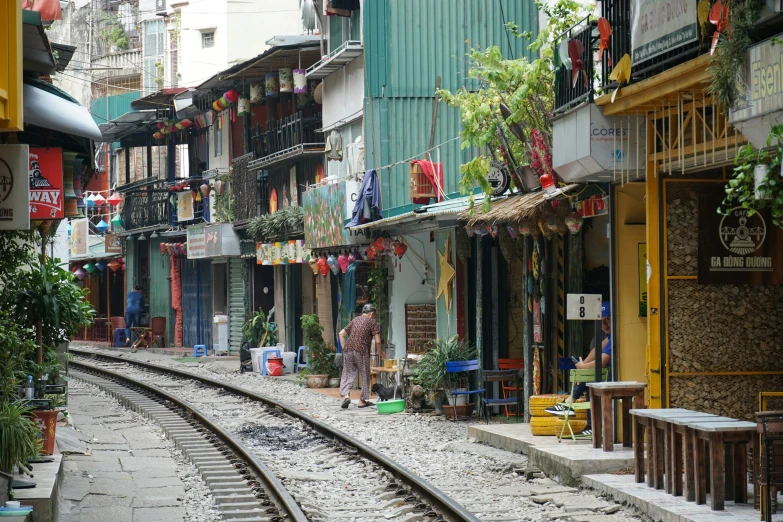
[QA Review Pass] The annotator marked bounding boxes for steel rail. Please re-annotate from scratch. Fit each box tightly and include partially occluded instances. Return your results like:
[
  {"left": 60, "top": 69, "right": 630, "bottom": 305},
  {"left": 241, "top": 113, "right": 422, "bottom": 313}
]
[
  {"left": 70, "top": 348, "right": 480, "bottom": 522},
  {"left": 70, "top": 358, "right": 308, "bottom": 522}
]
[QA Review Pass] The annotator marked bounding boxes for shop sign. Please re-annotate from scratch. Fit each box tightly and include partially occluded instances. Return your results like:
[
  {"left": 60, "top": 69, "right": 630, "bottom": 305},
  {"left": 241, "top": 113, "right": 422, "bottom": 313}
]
[
  {"left": 177, "top": 191, "right": 194, "bottom": 221},
  {"left": 105, "top": 233, "right": 122, "bottom": 254},
  {"left": 29, "top": 147, "right": 64, "bottom": 220},
  {"left": 256, "top": 240, "right": 311, "bottom": 265},
  {"left": 698, "top": 186, "right": 783, "bottom": 284},
  {"left": 631, "top": 0, "right": 697, "bottom": 64},
  {"left": 187, "top": 224, "right": 206, "bottom": 258},
  {"left": 205, "top": 225, "right": 222, "bottom": 258},
  {"left": 0, "top": 145, "right": 30, "bottom": 230},
  {"left": 70, "top": 218, "right": 88, "bottom": 257},
  {"left": 638, "top": 244, "right": 647, "bottom": 317},
  {"left": 487, "top": 162, "right": 510, "bottom": 196},
  {"left": 577, "top": 195, "right": 609, "bottom": 218}
]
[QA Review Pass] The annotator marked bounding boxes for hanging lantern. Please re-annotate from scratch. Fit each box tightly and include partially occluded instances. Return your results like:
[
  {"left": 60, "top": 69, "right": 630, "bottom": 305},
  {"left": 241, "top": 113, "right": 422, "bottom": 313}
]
[
  {"left": 178, "top": 243, "right": 187, "bottom": 256},
  {"left": 175, "top": 121, "right": 185, "bottom": 130},
  {"left": 347, "top": 252, "right": 356, "bottom": 265},
  {"left": 313, "top": 81, "right": 323, "bottom": 104},
  {"left": 212, "top": 100, "right": 222, "bottom": 112},
  {"left": 161, "top": 126, "right": 170, "bottom": 135},
  {"left": 366, "top": 245, "right": 377, "bottom": 260},
  {"left": 73, "top": 267, "right": 86, "bottom": 280},
  {"left": 279, "top": 68, "right": 293, "bottom": 93},
  {"left": 159, "top": 242, "right": 167, "bottom": 255},
  {"left": 506, "top": 224, "right": 518, "bottom": 239},
  {"left": 214, "top": 179, "right": 226, "bottom": 196},
  {"left": 465, "top": 226, "right": 476, "bottom": 237},
  {"left": 327, "top": 255, "right": 340, "bottom": 275},
  {"left": 85, "top": 193, "right": 96, "bottom": 207},
  {"left": 111, "top": 213, "right": 122, "bottom": 227},
  {"left": 237, "top": 96, "right": 250, "bottom": 117},
  {"left": 337, "top": 253, "right": 351, "bottom": 273},
  {"left": 382, "top": 237, "right": 393, "bottom": 251},
  {"left": 107, "top": 192, "right": 122, "bottom": 207},
  {"left": 265, "top": 72, "right": 279, "bottom": 97},
  {"left": 96, "top": 261, "right": 106, "bottom": 272},
  {"left": 373, "top": 237, "right": 385, "bottom": 252},
  {"left": 296, "top": 92, "right": 309, "bottom": 109},
  {"left": 293, "top": 69, "right": 307, "bottom": 93},
  {"left": 393, "top": 241, "right": 408, "bottom": 260},
  {"left": 83, "top": 262, "right": 96, "bottom": 274},
  {"left": 93, "top": 194, "right": 106, "bottom": 206},
  {"left": 200, "top": 183, "right": 211, "bottom": 198},
  {"left": 108, "top": 259, "right": 122, "bottom": 272},
  {"left": 308, "top": 257, "right": 319, "bottom": 275},
  {"left": 317, "top": 256, "right": 329, "bottom": 276},
  {"left": 487, "top": 224, "right": 498, "bottom": 238},
  {"left": 180, "top": 119, "right": 193, "bottom": 128},
  {"left": 250, "top": 82, "right": 264, "bottom": 102},
  {"left": 224, "top": 89, "right": 240, "bottom": 104},
  {"left": 96, "top": 219, "right": 109, "bottom": 234},
  {"left": 565, "top": 211, "right": 584, "bottom": 234},
  {"left": 62, "top": 151, "right": 78, "bottom": 199}
]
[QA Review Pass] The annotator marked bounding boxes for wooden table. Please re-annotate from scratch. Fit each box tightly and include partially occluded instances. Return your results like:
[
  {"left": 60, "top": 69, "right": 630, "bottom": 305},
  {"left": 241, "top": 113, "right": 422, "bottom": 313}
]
[
  {"left": 130, "top": 327, "right": 150, "bottom": 353},
  {"left": 587, "top": 381, "right": 647, "bottom": 452},
  {"left": 687, "top": 420, "right": 759, "bottom": 511}
]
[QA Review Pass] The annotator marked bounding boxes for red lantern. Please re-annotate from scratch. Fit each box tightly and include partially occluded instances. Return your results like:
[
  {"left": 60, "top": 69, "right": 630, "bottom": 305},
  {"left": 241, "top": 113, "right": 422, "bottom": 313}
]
[
  {"left": 107, "top": 192, "right": 122, "bottom": 207},
  {"left": 540, "top": 173, "right": 557, "bottom": 194},
  {"left": 393, "top": 241, "right": 407, "bottom": 259},
  {"left": 372, "top": 237, "right": 385, "bottom": 252},
  {"left": 153, "top": 132, "right": 163, "bottom": 140},
  {"left": 159, "top": 243, "right": 167, "bottom": 255},
  {"left": 317, "top": 256, "right": 329, "bottom": 276},
  {"left": 108, "top": 259, "right": 122, "bottom": 272},
  {"left": 180, "top": 119, "right": 193, "bottom": 128},
  {"left": 224, "top": 89, "right": 240, "bottom": 103},
  {"left": 366, "top": 246, "right": 377, "bottom": 260}
]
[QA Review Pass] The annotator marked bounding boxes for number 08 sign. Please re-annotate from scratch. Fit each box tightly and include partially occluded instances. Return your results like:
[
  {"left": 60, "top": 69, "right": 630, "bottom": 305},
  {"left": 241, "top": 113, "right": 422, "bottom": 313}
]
[{"left": 566, "top": 294, "right": 602, "bottom": 321}]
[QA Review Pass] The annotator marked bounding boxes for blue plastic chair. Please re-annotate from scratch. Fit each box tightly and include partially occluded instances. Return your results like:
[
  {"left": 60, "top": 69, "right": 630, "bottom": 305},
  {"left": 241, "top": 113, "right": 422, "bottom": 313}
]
[
  {"left": 261, "top": 348, "right": 281, "bottom": 376},
  {"left": 296, "top": 346, "right": 310, "bottom": 372},
  {"left": 193, "top": 345, "right": 207, "bottom": 357},
  {"left": 445, "top": 359, "right": 485, "bottom": 421},
  {"left": 113, "top": 328, "right": 127, "bottom": 348}
]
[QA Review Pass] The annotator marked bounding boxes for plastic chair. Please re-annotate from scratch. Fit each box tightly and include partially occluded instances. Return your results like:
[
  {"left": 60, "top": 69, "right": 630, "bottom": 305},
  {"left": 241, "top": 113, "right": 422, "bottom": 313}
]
[
  {"left": 150, "top": 316, "right": 167, "bottom": 348},
  {"left": 557, "top": 368, "right": 609, "bottom": 442},
  {"left": 110, "top": 316, "right": 127, "bottom": 347},
  {"left": 482, "top": 369, "right": 522, "bottom": 423},
  {"left": 498, "top": 358, "right": 523, "bottom": 418},
  {"left": 296, "top": 346, "right": 310, "bottom": 372},
  {"left": 261, "top": 348, "right": 281, "bottom": 376},
  {"left": 193, "top": 345, "right": 207, "bottom": 357},
  {"left": 445, "top": 360, "right": 485, "bottom": 421}
]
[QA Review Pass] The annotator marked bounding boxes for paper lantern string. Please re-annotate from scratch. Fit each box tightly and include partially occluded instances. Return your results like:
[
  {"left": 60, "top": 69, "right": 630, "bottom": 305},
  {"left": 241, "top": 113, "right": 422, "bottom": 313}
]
[
  {"left": 709, "top": 0, "right": 730, "bottom": 56},
  {"left": 597, "top": 18, "right": 612, "bottom": 67},
  {"left": 609, "top": 54, "right": 632, "bottom": 103},
  {"left": 568, "top": 39, "right": 588, "bottom": 88}
]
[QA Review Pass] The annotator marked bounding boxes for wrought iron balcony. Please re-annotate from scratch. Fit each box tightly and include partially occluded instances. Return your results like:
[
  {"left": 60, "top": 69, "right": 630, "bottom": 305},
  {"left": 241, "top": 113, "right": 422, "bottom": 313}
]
[
  {"left": 554, "top": 17, "right": 596, "bottom": 115},
  {"left": 119, "top": 180, "right": 170, "bottom": 231},
  {"left": 249, "top": 112, "right": 324, "bottom": 170}
]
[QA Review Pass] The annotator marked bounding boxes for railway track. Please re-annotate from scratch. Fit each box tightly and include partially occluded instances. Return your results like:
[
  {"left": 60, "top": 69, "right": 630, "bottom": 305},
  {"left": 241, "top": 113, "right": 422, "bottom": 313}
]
[{"left": 70, "top": 349, "right": 481, "bottom": 522}]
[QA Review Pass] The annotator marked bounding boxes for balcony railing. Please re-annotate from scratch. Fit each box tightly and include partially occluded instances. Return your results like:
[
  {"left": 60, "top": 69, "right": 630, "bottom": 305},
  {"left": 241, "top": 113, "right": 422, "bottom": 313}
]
[
  {"left": 91, "top": 49, "right": 143, "bottom": 81},
  {"left": 119, "top": 180, "right": 170, "bottom": 231},
  {"left": 554, "top": 2, "right": 715, "bottom": 114},
  {"left": 249, "top": 112, "right": 323, "bottom": 169}
]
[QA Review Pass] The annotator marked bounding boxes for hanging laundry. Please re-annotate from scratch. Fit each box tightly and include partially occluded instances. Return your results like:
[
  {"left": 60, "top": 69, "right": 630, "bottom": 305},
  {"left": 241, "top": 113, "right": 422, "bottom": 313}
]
[
  {"left": 346, "top": 170, "right": 382, "bottom": 228},
  {"left": 325, "top": 0, "right": 351, "bottom": 17},
  {"left": 325, "top": 130, "right": 344, "bottom": 161},
  {"left": 409, "top": 160, "right": 445, "bottom": 204}
]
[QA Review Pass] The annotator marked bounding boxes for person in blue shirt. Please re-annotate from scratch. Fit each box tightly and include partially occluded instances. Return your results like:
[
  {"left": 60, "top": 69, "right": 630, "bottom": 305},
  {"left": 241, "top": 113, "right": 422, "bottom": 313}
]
[
  {"left": 545, "top": 301, "right": 612, "bottom": 437},
  {"left": 125, "top": 284, "right": 144, "bottom": 345}
]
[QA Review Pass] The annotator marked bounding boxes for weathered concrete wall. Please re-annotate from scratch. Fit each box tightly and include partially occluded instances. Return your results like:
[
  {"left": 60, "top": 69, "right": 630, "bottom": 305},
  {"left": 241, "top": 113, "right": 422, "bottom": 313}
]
[{"left": 48, "top": 1, "right": 93, "bottom": 108}]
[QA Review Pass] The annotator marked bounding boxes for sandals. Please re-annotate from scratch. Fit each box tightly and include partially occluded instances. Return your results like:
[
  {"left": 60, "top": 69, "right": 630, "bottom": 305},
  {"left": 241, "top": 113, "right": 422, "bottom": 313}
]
[
  {"left": 341, "top": 398, "right": 351, "bottom": 409},
  {"left": 357, "top": 401, "right": 374, "bottom": 408}
]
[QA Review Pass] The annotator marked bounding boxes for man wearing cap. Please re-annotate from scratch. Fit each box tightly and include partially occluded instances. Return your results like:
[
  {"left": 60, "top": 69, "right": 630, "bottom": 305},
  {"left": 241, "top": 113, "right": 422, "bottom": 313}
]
[
  {"left": 338, "top": 304, "right": 382, "bottom": 409},
  {"left": 545, "top": 301, "right": 612, "bottom": 437}
]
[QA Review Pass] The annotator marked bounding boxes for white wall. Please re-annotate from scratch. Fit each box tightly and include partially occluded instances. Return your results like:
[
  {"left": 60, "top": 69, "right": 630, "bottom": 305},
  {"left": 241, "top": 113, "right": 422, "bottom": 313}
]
[
  {"left": 207, "top": 110, "right": 231, "bottom": 170},
  {"left": 322, "top": 56, "right": 364, "bottom": 129},
  {"left": 387, "top": 231, "right": 436, "bottom": 359}
]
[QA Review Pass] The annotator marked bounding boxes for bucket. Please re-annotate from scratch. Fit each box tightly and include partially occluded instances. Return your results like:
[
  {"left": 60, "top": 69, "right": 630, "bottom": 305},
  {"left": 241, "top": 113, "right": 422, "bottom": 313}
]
[
  {"left": 31, "top": 410, "right": 58, "bottom": 455},
  {"left": 266, "top": 357, "right": 284, "bottom": 377}
]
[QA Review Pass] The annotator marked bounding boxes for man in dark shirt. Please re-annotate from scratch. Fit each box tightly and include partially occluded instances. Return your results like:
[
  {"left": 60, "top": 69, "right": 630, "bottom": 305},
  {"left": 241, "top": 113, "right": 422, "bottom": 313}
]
[
  {"left": 125, "top": 284, "right": 144, "bottom": 345},
  {"left": 338, "top": 304, "right": 382, "bottom": 409}
]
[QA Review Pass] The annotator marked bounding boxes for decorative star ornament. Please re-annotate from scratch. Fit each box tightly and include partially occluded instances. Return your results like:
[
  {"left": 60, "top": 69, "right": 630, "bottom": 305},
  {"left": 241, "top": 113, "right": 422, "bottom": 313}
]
[{"left": 437, "top": 234, "right": 456, "bottom": 313}]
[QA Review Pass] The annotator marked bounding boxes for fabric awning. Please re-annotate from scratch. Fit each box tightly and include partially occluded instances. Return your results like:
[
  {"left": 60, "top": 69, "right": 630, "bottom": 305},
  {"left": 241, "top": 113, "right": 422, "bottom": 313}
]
[{"left": 23, "top": 82, "right": 102, "bottom": 141}]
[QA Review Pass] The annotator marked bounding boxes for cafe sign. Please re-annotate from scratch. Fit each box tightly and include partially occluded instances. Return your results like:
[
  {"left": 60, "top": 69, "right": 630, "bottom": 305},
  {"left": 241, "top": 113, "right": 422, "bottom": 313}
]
[
  {"left": 29, "top": 147, "right": 64, "bottom": 220},
  {"left": 187, "top": 224, "right": 206, "bottom": 258},
  {"left": 631, "top": 0, "right": 697, "bottom": 64},
  {"left": 729, "top": 33, "right": 783, "bottom": 148},
  {"left": 0, "top": 145, "right": 30, "bottom": 230},
  {"left": 105, "top": 233, "right": 122, "bottom": 254}
]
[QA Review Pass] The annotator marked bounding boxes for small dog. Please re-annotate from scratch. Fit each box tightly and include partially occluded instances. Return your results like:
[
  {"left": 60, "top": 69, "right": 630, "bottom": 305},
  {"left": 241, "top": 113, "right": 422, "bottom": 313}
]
[{"left": 371, "top": 383, "right": 402, "bottom": 401}]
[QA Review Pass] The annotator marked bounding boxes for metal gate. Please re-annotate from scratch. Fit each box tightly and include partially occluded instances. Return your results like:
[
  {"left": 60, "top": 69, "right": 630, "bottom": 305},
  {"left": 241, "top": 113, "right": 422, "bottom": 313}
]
[{"left": 181, "top": 258, "right": 212, "bottom": 348}]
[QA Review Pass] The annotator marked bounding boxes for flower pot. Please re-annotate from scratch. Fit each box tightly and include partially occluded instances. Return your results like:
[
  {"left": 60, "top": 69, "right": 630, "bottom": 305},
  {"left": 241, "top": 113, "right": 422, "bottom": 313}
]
[
  {"left": 443, "top": 403, "right": 475, "bottom": 420},
  {"left": 31, "top": 410, "right": 58, "bottom": 456},
  {"left": 755, "top": 164, "right": 771, "bottom": 200},
  {"left": 305, "top": 374, "right": 329, "bottom": 388},
  {"left": 447, "top": 388, "right": 468, "bottom": 406},
  {"left": 328, "top": 377, "right": 340, "bottom": 388},
  {"left": 432, "top": 391, "right": 447, "bottom": 414}
]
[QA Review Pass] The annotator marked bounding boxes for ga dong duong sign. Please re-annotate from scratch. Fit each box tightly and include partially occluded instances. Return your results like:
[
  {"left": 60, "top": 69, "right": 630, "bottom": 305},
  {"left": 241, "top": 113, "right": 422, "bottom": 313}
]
[
  {"left": 729, "top": 34, "right": 783, "bottom": 148},
  {"left": 631, "top": 0, "right": 697, "bottom": 64}
]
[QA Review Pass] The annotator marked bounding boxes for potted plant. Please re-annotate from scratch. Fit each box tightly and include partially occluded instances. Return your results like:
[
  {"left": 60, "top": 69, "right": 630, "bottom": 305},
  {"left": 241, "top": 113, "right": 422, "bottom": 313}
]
[
  {"left": 0, "top": 402, "right": 43, "bottom": 476},
  {"left": 298, "top": 314, "right": 335, "bottom": 388},
  {"left": 414, "top": 336, "right": 477, "bottom": 416},
  {"left": 242, "top": 307, "right": 277, "bottom": 348}
]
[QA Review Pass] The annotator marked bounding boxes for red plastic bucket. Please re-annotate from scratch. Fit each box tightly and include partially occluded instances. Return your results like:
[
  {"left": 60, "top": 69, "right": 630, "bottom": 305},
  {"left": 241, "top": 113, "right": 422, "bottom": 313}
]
[{"left": 266, "top": 357, "right": 284, "bottom": 376}]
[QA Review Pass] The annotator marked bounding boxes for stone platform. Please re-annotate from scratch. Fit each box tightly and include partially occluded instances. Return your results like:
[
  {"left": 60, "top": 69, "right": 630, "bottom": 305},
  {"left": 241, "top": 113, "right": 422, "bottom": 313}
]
[
  {"left": 11, "top": 454, "right": 62, "bottom": 522},
  {"left": 468, "top": 423, "right": 634, "bottom": 486}
]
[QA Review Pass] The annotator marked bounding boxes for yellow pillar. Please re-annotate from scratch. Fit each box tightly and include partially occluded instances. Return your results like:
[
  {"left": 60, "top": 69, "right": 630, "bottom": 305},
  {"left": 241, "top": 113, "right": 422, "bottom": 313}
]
[
  {"left": 645, "top": 118, "right": 663, "bottom": 408},
  {"left": 0, "top": 0, "right": 23, "bottom": 132}
]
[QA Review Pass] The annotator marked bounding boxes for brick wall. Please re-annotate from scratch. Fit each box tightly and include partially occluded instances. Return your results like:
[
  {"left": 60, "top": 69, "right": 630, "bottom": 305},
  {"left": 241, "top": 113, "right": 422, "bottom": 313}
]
[{"left": 406, "top": 304, "right": 436, "bottom": 353}]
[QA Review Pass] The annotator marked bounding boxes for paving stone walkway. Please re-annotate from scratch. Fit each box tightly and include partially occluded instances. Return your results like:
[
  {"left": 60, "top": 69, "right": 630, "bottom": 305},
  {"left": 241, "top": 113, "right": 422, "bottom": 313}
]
[{"left": 56, "top": 383, "right": 189, "bottom": 522}]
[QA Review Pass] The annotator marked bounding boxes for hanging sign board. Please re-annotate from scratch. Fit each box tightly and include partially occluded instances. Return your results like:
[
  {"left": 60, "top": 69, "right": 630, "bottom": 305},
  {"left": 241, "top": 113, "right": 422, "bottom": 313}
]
[
  {"left": 631, "top": 0, "right": 698, "bottom": 64},
  {"left": 566, "top": 293, "right": 602, "bottom": 320},
  {"left": 205, "top": 225, "right": 222, "bottom": 258},
  {"left": 105, "top": 233, "right": 122, "bottom": 254},
  {"left": 29, "top": 147, "right": 64, "bottom": 220},
  {"left": 0, "top": 145, "right": 30, "bottom": 230},
  {"left": 256, "top": 240, "right": 310, "bottom": 265},
  {"left": 70, "top": 218, "right": 88, "bottom": 257},
  {"left": 177, "top": 191, "right": 194, "bottom": 221},
  {"left": 187, "top": 224, "right": 206, "bottom": 258}
]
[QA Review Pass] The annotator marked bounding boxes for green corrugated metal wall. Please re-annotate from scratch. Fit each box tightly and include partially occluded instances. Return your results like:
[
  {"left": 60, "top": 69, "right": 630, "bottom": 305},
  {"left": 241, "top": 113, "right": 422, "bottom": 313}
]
[
  {"left": 363, "top": 0, "right": 538, "bottom": 216},
  {"left": 90, "top": 92, "right": 141, "bottom": 124},
  {"left": 149, "top": 238, "right": 174, "bottom": 345},
  {"left": 228, "top": 258, "right": 245, "bottom": 353}
]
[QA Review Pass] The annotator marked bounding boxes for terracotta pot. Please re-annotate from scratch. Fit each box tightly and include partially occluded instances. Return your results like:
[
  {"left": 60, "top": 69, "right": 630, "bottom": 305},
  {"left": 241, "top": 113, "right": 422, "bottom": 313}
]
[
  {"left": 328, "top": 377, "right": 340, "bottom": 388},
  {"left": 442, "top": 403, "right": 475, "bottom": 420},
  {"left": 305, "top": 374, "right": 329, "bottom": 388},
  {"left": 31, "top": 410, "right": 58, "bottom": 455}
]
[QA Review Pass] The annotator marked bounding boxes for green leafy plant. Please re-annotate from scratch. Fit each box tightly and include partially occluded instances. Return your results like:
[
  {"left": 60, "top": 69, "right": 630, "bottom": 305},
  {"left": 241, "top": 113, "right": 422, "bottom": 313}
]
[
  {"left": 98, "top": 12, "right": 130, "bottom": 51},
  {"left": 298, "top": 314, "right": 337, "bottom": 378},
  {"left": 414, "top": 336, "right": 478, "bottom": 393},
  {"left": 214, "top": 174, "right": 234, "bottom": 222},
  {"left": 0, "top": 402, "right": 43, "bottom": 474},
  {"left": 722, "top": 124, "right": 783, "bottom": 226},
  {"left": 367, "top": 265, "right": 387, "bottom": 332},
  {"left": 0, "top": 314, "right": 37, "bottom": 405},
  {"left": 247, "top": 205, "right": 304, "bottom": 242},
  {"left": 242, "top": 307, "right": 278, "bottom": 347}
]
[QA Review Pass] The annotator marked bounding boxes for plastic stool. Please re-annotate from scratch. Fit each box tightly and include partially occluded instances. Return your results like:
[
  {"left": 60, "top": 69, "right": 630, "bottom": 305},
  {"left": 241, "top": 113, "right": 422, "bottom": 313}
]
[
  {"left": 260, "top": 348, "right": 281, "bottom": 376},
  {"left": 113, "top": 329, "right": 127, "bottom": 347},
  {"left": 193, "top": 345, "right": 207, "bottom": 357},
  {"left": 296, "top": 346, "right": 310, "bottom": 372}
]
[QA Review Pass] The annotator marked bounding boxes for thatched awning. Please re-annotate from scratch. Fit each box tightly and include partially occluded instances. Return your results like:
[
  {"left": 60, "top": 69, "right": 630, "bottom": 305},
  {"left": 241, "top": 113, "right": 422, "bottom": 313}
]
[{"left": 462, "top": 185, "right": 579, "bottom": 226}]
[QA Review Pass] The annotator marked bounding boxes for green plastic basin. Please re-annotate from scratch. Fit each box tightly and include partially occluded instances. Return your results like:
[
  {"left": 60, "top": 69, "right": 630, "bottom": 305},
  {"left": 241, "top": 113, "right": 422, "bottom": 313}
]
[{"left": 376, "top": 399, "right": 405, "bottom": 414}]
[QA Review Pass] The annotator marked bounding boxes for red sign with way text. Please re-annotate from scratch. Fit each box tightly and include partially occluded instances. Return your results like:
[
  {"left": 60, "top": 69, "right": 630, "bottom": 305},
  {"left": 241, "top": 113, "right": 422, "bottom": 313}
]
[{"left": 29, "top": 147, "right": 64, "bottom": 220}]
